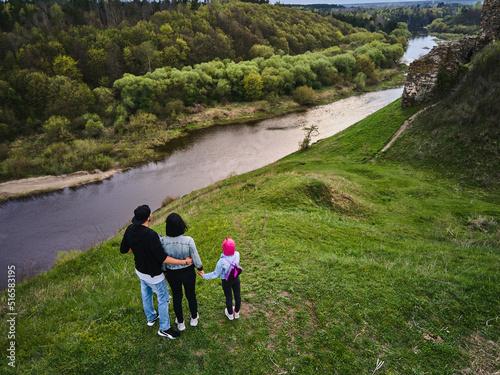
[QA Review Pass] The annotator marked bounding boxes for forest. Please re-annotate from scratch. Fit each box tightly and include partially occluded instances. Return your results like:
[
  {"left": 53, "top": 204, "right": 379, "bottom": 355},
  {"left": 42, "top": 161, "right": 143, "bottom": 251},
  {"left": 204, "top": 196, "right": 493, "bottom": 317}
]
[
  {"left": 290, "top": 1, "right": 482, "bottom": 33},
  {"left": 0, "top": 0, "right": 477, "bottom": 182}
]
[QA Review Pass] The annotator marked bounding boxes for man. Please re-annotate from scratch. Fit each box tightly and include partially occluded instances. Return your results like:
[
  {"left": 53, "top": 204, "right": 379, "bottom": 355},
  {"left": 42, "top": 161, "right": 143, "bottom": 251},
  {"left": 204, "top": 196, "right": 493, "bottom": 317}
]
[{"left": 120, "top": 204, "right": 193, "bottom": 339}]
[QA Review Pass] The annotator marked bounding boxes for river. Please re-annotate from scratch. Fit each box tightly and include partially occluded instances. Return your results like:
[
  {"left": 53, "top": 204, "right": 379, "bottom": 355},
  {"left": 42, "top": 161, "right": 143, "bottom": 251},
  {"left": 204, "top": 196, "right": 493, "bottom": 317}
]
[{"left": 0, "top": 35, "right": 439, "bottom": 289}]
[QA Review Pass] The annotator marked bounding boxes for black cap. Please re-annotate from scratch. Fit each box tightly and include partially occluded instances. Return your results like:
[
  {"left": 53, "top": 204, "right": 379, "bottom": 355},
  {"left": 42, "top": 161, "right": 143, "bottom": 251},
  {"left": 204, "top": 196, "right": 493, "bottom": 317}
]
[{"left": 132, "top": 205, "right": 151, "bottom": 225}]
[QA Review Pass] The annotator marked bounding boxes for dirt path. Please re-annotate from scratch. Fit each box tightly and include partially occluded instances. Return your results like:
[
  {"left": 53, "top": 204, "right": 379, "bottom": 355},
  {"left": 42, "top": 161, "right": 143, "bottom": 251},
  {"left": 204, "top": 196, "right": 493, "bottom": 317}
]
[
  {"left": 380, "top": 104, "right": 435, "bottom": 153},
  {"left": 0, "top": 169, "right": 122, "bottom": 202}
]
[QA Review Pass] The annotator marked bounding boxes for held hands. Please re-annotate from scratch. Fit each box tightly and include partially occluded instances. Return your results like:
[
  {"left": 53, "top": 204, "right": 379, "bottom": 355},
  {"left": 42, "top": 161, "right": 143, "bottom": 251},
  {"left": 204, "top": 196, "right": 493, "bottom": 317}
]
[{"left": 197, "top": 270, "right": 205, "bottom": 277}]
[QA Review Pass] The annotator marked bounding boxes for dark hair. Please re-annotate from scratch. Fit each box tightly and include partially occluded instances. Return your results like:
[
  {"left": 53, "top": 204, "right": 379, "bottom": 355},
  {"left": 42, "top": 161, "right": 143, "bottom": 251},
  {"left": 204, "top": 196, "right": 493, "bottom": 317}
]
[{"left": 165, "top": 213, "right": 188, "bottom": 237}]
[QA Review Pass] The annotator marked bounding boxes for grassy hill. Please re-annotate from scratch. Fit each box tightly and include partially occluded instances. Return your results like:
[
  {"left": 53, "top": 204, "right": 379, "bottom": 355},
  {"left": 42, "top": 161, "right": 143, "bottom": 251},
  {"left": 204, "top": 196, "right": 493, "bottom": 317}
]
[{"left": 1, "top": 44, "right": 499, "bottom": 375}]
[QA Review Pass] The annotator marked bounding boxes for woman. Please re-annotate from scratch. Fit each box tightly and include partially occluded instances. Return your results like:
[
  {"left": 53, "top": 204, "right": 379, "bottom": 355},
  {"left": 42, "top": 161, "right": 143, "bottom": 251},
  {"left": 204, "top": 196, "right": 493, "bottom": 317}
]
[{"left": 160, "top": 213, "right": 203, "bottom": 331}]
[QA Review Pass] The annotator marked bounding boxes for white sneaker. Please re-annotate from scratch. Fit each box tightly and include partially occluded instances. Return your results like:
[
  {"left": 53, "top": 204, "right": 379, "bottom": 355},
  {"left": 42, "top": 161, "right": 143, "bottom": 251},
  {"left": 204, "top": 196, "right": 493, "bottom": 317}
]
[
  {"left": 233, "top": 307, "right": 239, "bottom": 319},
  {"left": 175, "top": 318, "right": 186, "bottom": 331},
  {"left": 225, "top": 308, "right": 234, "bottom": 321},
  {"left": 190, "top": 313, "right": 199, "bottom": 326},
  {"left": 147, "top": 312, "right": 159, "bottom": 326}
]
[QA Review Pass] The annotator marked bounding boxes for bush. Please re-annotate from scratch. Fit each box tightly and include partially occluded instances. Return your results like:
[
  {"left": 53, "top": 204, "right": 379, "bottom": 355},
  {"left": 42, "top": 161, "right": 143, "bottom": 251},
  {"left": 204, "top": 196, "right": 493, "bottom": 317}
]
[
  {"left": 165, "top": 100, "right": 185, "bottom": 118},
  {"left": 298, "top": 125, "right": 319, "bottom": 151},
  {"left": 354, "top": 72, "right": 366, "bottom": 89},
  {"left": 125, "top": 112, "right": 158, "bottom": 134},
  {"left": 1, "top": 156, "right": 34, "bottom": 179},
  {"left": 83, "top": 154, "right": 112, "bottom": 171},
  {"left": 292, "top": 85, "right": 316, "bottom": 105},
  {"left": 0, "top": 144, "right": 9, "bottom": 161},
  {"left": 43, "top": 116, "right": 72, "bottom": 142},
  {"left": 85, "top": 119, "right": 105, "bottom": 138}
]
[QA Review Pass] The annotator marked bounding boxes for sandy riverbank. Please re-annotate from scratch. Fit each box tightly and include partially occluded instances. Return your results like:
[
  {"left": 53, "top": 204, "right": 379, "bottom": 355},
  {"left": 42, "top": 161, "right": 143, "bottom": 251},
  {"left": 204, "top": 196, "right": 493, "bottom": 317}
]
[{"left": 0, "top": 169, "right": 122, "bottom": 202}]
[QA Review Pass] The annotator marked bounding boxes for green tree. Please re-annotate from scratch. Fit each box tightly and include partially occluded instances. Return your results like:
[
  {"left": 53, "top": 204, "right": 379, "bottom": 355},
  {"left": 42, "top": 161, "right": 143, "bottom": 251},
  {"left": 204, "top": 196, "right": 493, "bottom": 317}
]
[
  {"left": 249, "top": 44, "right": 274, "bottom": 59},
  {"left": 0, "top": 80, "right": 21, "bottom": 137},
  {"left": 355, "top": 54, "right": 377, "bottom": 80},
  {"left": 53, "top": 55, "right": 83, "bottom": 81},
  {"left": 43, "top": 115, "right": 71, "bottom": 141},
  {"left": 331, "top": 54, "right": 357, "bottom": 76},
  {"left": 261, "top": 66, "right": 285, "bottom": 96},
  {"left": 243, "top": 72, "right": 264, "bottom": 100},
  {"left": 113, "top": 74, "right": 158, "bottom": 112},
  {"left": 46, "top": 76, "right": 94, "bottom": 121},
  {"left": 163, "top": 38, "right": 190, "bottom": 69},
  {"left": 226, "top": 60, "right": 260, "bottom": 99},
  {"left": 86, "top": 48, "right": 108, "bottom": 87},
  {"left": 49, "top": 4, "right": 65, "bottom": 30},
  {"left": 292, "top": 85, "right": 316, "bottom": 105},
  {"left": 85, "top": 119, "right": 105, "bottom": 138},
  {"left": 92, "top": 87, "right": 115, "bottom": 120},
  {"left": 25, "top": 72, "right": 50, "bottom": 120},
  {"left": 288, "top": 59, "right": 316, "bottom": 87},
  {"left": 212, "top": 78, "right": 232, "bottom": 101},
  {"left": 124, "top": 41, "right": 162, "bottom": 75}
]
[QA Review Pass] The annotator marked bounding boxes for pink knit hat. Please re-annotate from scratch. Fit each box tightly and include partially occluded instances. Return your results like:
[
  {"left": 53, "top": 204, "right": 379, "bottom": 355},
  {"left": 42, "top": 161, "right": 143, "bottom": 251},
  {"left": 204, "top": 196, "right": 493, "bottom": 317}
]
[{"left": 222, "top": 237, "right": 235, "bottom": 256}]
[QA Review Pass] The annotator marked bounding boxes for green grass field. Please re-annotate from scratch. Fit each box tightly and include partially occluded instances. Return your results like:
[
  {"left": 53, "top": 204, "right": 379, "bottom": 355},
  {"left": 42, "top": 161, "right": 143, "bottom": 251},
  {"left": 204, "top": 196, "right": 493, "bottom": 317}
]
[{"left": 1, "top": 93, "right": 498, "bottom": 374}]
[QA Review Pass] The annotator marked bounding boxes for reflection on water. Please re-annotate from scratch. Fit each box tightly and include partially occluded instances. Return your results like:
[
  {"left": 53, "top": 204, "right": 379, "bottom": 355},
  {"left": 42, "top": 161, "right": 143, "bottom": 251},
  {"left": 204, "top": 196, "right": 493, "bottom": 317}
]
[
  {"left": 401, "top": 35, "right": 441, "bottom": 65},
  {"left": 0, "top": 37, "right": 439, "bottom": 289}
]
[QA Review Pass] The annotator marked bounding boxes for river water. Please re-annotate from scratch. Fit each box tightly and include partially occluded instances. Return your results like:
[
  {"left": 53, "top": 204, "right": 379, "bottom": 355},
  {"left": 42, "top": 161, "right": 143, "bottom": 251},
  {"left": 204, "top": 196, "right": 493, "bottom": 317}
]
[{"left": 0, "top": 35, "right": 439, "bottom": 289}]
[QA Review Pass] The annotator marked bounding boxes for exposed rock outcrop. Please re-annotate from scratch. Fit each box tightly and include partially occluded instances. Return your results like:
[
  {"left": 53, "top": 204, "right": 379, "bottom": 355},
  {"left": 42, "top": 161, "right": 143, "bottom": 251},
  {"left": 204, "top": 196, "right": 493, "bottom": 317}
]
[
  {"left": 401, "top": 0, "right": 500, "bottom": 107},
  {"left": 480, "top": 0, "right": 500, "bottom": 41}
]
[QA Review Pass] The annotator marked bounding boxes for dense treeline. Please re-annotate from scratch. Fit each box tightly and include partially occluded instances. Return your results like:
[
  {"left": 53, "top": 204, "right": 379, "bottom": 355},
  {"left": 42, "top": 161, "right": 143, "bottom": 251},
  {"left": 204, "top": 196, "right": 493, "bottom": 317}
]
[
  {"left": 427, "top": 1, "right": 482, "bottom": 35},
  {"left": 305, "top": 2, "right": 480, "bottom": 33},
  {"left": 0, "top": 0, "right": 410, "bottom": 181}
]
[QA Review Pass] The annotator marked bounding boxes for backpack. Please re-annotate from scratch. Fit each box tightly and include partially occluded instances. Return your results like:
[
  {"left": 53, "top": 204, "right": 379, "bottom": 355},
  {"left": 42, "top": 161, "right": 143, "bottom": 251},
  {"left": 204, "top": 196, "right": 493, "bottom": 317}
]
[{"left": 222, "top": 257, "right": 243, "bottom": 281}]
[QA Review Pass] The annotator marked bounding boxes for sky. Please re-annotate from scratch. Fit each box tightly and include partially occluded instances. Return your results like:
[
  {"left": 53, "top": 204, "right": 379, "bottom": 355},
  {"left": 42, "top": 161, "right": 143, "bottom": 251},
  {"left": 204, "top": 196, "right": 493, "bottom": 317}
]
[{"left": 270, "top": 0, "right": 446, "bottom": 4}]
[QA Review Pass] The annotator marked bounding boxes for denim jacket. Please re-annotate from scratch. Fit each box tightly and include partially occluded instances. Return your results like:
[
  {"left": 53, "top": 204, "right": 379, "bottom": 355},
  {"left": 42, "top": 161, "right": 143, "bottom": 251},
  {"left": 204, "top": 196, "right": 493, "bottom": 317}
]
[
  {"left": 203, "top": 252, "right": 240, "bottom": 280},
  {"left": 159, "top": 234, "right": 203, "bottom": 271}
]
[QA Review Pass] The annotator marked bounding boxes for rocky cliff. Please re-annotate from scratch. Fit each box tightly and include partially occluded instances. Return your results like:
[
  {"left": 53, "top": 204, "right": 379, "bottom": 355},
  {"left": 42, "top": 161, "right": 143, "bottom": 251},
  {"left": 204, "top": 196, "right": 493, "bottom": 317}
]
[{"left": 401, "top": 0, "right": 500, "bottom": 107}]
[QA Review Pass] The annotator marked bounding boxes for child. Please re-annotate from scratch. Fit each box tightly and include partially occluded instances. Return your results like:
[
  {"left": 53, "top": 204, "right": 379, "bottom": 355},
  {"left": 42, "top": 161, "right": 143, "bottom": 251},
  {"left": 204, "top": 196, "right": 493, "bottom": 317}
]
[{"left": 201, "top": 237, "right": 241, "bottom": 320}]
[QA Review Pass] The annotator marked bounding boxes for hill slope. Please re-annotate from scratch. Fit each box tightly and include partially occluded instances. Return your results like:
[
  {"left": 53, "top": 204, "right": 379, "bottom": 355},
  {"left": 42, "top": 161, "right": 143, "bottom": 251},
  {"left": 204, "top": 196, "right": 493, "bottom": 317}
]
[
  {"left": 382, "top": 41, "right": 500, "bottom": 188},
  {"left": 0, "top": 46, "right": 499, "bottom": 375}
]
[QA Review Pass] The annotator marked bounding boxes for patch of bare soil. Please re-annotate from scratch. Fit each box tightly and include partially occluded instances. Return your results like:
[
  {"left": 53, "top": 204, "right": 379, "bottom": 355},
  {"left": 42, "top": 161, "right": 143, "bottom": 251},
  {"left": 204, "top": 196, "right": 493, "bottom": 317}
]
[
  {"left": 0, "top": 169, "right": 121, "bottom": 201},
  {"left": 460, "top": 333, "right": 500, "bottom": 375}
]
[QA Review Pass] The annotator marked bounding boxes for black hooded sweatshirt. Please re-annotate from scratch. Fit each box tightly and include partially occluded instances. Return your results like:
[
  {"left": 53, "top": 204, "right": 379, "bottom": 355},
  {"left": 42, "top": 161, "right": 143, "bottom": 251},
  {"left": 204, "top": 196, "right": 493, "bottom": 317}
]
[{"left": 120, "top": 224, "right": 167, "bottom": 277}]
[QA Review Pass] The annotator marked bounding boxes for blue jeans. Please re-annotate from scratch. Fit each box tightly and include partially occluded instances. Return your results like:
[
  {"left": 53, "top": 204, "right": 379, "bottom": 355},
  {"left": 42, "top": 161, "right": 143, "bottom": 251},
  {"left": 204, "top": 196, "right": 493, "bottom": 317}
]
[{"left": 140, "top": 278, "right": 170, "bottom": 331}]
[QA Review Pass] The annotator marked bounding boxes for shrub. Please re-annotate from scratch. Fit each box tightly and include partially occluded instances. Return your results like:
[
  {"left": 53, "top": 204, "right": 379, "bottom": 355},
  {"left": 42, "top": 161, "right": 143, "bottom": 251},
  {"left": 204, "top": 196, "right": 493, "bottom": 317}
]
[
  {"left": 354, "top": 72, "right": 367, "bottom": 89},
  {"left": 298, "top": 125, "right": 319, "bottom": 150},
  {"left": 162, "top": 196, "right": 180, "bottom": 206},
  {"left": 165, "top": 100, "right": 185, "bottom": 118},
  {"left": 85, "top": 119, "right": 105, "bottom": 138},
  {"left": 0, "top": 144, "right": 9, "bottom": 161},
  {"left": 43, "top": 116, "right": 72, "bottom": 142},
  {"left": 2, "top": 156, "right": 34, "bottom": 179},
  {"left": 292, "top": 85, "right": 316, "bottom": 105},
  {"left": 113, "top": 116, "right": 127, "bottom": 134},
  {"left": 83, "top": 154, "right": 112, "bottom": 171},
  {"left": 125, "top": 112, "right": 158, "bottom": 134},
  {"left": 44, "top": 142, "right": 70, "bottom": 161}
]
